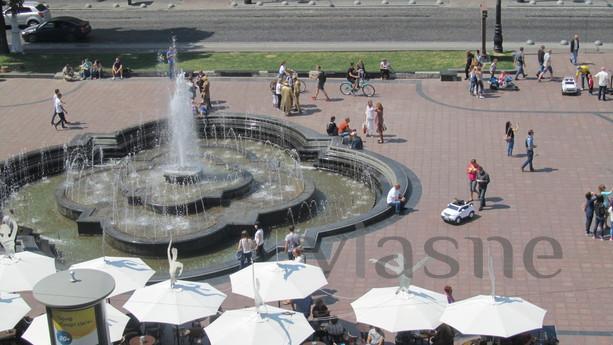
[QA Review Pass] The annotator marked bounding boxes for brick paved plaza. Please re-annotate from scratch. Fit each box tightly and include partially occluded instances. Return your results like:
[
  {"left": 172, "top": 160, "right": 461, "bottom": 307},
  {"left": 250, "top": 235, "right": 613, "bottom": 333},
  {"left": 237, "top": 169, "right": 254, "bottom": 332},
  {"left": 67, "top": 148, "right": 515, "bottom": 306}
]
[{"left": 2, "top": 51, "right": 612, "bottom": 344}]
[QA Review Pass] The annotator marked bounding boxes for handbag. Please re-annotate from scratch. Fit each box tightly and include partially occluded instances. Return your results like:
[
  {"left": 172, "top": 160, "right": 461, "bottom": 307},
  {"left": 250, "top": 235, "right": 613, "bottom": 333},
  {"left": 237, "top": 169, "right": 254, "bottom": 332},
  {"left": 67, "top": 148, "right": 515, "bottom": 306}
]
[
  {"left": 362, "top": 122, "right": 367, "bottom": 134},
  {"left": 236, "top": 250, "right": 243, "bottom": 261},
  {"left": 383, "top": 123, "right": 387, "bottom": 132}
]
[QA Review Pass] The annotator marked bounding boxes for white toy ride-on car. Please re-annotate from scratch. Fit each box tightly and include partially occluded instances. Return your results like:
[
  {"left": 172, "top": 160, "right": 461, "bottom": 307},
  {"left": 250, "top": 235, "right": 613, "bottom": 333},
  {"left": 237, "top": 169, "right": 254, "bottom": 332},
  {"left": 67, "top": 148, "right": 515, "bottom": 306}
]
[
  {"left": 441, "top": 199, "right": 476, "bottom": 225},
  {"left": 561, "top": 76, "right": 579, "bottom": 95}
]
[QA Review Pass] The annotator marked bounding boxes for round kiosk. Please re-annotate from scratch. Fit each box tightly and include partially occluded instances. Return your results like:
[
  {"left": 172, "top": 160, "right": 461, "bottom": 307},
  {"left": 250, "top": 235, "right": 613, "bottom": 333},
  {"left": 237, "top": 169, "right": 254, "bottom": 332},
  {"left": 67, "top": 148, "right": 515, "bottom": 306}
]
[{"left": 33, "top": 269, "right": 115, "bottom": 345}]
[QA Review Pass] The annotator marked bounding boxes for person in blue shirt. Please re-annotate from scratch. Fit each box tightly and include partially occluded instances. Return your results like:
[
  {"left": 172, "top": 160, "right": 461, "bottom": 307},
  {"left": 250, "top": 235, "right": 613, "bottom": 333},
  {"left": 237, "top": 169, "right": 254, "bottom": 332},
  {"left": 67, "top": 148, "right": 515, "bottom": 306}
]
[
  {"left": 166, "top": 46, "right": 177, "bottom": 80},
  {"left": 521, "top": 129, "right": 536, "bottom": 172}
]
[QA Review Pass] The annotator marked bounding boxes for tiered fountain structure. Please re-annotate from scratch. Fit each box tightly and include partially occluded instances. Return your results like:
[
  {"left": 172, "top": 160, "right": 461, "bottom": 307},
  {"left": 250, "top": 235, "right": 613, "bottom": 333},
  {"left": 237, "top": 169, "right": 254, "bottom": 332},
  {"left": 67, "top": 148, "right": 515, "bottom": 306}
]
[{"left": 0, "top": 64, "right": 415, "bottom": 279}]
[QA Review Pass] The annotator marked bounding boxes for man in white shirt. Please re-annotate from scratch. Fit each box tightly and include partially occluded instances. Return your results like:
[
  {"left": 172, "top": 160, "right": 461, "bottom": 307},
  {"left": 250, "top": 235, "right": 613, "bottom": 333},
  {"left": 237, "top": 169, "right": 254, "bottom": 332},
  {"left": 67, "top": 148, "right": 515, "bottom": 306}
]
[
  {"left": 253, "top": 222, "right": 264, "bottom": 261},
  {"left": 278, "top": 61, "right": 286, "bottom": 78},
  {"left": 53, "top": 93, "right": 69, "bottom": 129},
  {"left": 594, "top": 67, "right": 610, "bottom": 101},
  {"left": 387, "top": 183, "right": 407, "bottom": 215}
]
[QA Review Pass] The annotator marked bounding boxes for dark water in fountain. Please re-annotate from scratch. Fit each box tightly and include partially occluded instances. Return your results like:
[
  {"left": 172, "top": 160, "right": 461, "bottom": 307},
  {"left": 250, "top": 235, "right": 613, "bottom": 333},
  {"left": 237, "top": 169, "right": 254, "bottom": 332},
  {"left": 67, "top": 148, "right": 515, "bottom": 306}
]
[{"left": 5, "top": 138, "right": 376, "bottom": 273}]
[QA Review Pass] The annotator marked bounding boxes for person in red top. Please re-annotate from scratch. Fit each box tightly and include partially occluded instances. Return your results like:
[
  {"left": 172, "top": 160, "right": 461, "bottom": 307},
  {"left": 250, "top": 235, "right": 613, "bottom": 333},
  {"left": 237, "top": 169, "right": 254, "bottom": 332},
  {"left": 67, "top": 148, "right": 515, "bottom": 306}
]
[
  {"left": 337, "top": 117, "right": 351, "bottom": 137},
  {"left": 466, "top": 159, "right": 480, "bottom": 202}
]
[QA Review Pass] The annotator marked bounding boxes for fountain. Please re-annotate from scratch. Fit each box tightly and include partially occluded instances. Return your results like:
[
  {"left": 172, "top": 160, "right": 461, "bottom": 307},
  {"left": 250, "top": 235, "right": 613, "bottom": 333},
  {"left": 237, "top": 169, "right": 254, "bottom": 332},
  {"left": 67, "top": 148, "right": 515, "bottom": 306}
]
[{"left": 0, "top": 49, "right": 415, "bottom": 279}]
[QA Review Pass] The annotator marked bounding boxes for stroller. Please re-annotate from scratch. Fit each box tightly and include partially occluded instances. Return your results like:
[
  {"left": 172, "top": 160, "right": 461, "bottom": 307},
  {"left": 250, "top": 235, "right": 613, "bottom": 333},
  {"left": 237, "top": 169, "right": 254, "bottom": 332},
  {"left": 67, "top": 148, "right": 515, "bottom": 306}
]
[{"left": 489, "top": 72, "right": 519, "bottom": 91}]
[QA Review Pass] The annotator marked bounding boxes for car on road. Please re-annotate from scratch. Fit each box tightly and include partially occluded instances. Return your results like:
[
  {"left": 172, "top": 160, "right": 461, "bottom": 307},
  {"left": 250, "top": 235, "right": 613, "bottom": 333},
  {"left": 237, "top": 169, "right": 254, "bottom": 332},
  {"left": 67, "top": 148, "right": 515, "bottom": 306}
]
[
  {"left": 561, "top": 76, "right": 579, "bottom": 95},
  {"left": 3, "top": 2, "right": 51, "bottom": 28},
  {"left": 441, "top": 199, "right": 476, "bottom": 225},
  {"left": 21, "top": 16, "right": 91, "bottom": 43}
]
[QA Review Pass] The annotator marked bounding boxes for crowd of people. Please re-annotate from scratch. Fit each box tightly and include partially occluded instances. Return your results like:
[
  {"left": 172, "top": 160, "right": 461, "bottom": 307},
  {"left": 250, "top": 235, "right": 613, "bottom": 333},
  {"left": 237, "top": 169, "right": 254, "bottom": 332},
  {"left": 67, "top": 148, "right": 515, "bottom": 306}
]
[
  {"left": 186, "top": 71, "right": 212, "bottom": 118},
  {"left": 584, "top": 184, "right": 613, "bottom": 240},
  {"left": 270, "top": 61, "right": 305, "bottom": 115},
  {"left": 235, "top": 222, "right": 304, "bottom": 269},
  {"left": 62, "top": 56, "right": 125, "bottom": 81},
  {"left": 463, "top": 32, "right": 611, "bottom": 101}
]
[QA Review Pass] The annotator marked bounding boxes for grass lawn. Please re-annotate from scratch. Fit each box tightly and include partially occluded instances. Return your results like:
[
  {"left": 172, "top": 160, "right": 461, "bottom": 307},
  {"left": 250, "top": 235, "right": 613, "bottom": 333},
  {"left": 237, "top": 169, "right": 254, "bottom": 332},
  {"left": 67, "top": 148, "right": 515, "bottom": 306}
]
[{"left": 0, "top": 51, "right": 514, "bottom": 74}]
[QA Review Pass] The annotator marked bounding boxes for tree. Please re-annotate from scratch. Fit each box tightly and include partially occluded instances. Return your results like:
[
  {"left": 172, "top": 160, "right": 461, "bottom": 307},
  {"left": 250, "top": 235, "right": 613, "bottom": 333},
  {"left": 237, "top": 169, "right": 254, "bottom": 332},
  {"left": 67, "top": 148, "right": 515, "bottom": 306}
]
[{"left": 0, "top": 0, "right": 24, "bottom": 54}]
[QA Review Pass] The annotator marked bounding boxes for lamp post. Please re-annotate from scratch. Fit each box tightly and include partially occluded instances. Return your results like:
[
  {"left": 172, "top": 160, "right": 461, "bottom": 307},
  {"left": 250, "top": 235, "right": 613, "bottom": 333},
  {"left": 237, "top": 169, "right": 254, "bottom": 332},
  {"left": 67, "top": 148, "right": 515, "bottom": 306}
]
[
  {"left": 493, "top": 0, "right": 503, "bottom": 52},
  {"left": 480, "top": 2, "right": 488, "bottom": 59}
]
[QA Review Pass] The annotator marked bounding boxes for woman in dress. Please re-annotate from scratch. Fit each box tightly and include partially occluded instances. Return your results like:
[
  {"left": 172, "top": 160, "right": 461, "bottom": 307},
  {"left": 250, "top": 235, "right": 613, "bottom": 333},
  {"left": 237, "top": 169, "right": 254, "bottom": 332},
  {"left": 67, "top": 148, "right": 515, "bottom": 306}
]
[
  {"left": 374, "top": 102, "right": 384, "bottom": 144},
  {"left": 365, "top": 100, "right": 375, "bottom": 137}
]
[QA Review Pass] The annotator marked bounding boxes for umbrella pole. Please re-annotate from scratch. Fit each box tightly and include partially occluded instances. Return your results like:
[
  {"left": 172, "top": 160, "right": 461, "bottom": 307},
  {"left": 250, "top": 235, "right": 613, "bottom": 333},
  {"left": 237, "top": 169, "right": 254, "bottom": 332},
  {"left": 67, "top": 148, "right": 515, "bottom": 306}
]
[{"left": 176, "top": 324, "right": 180, "bottom": 345}]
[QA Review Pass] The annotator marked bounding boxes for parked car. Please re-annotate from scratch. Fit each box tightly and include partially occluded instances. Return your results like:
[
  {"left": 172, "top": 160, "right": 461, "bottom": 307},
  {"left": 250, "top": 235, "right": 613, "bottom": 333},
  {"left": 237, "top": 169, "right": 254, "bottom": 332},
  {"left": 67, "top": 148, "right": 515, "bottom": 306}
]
[
  {"left": 3, "top": 1, "right": 51, "bottom": 28},
  {"left": 441, "top": 199, "right": 476, "bottom": 225},
  {"left": 21, "top": 16, "right": 91, "bottom": 43},
  {"left": 561, "top": 76, "right": 579, "bottom": 95}
]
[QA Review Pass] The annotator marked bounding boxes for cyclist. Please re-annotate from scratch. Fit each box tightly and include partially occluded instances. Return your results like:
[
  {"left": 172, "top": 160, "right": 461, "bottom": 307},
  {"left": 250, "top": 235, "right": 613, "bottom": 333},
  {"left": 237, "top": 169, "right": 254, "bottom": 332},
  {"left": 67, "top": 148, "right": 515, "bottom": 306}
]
[{"left": 347, "top": 62, "right": 359, "bottom": 90}]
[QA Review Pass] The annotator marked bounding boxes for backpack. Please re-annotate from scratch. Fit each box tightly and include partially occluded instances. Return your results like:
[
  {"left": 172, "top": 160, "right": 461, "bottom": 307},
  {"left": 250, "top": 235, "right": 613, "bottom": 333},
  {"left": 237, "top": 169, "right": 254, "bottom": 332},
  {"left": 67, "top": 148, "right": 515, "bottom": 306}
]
[
  {"left": 326, "top": 122, "right": 337, "bottom": 136},
  {"left": 596, "top": 203, "right": 607, "bottom": 218},
  {"left": 319, "top": 71, "right": 327, "bottom": 83}
]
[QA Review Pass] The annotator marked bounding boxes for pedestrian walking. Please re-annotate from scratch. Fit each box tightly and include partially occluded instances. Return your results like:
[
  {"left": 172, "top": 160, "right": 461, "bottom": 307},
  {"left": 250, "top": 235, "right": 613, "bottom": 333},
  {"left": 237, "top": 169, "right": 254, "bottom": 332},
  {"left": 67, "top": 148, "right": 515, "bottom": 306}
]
[
  {"left": 594, "top": 67, "right": 610, "bottom": 101},
  {"left": 505, "top": 121, "right": 519, "bottom": 157},
  {"left": 374, "top": 102, "right": 385, "bottom": 144},
  {"left": 312, "top": 65, "right": 331, "bottom": 101},
  {"left": 364, "top": 100, "right": 376, "bottom": 137},
  {"left": 466, "top": 159, "right": 480, "bottom": 202},
  {"left": 52, "top": 93, "right": 70, "bottom": 129},
  {"left": 51, "top": 89, "right": 61, "bottom": 127},
  {"left": 537, "top": 50, "right": 553, "bottom": 81},
  {"left": 464, "top": 50, "right": 474, "bottom": 80},
  {"left": 489, "top": 58, "right": 498, "bottom": 76},
  {"left": 521, "top": 129, "right": 536, "bottom": 172},
  {"left": 536, "top": 45, "right": 545, "bottom": 77},
  {"left": 201, "top": 75, "right": 211, "bottom": 109},
  {"left": 570, "top": 34, "right": 580, "bottom": 65},
  {"left": 584, "top": 192, "right": 596, "bottom": 236},
  {"left": 514, "top": 47, "right": 527, "bottom": 80},
  {"left": 476, "top": 166, "right": 490, "bottom": 211}
]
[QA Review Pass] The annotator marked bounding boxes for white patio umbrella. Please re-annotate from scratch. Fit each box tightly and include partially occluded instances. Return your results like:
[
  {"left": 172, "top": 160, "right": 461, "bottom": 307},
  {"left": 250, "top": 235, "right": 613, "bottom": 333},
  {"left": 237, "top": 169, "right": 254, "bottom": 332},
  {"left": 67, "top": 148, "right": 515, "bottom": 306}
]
[
  {"left": 229, "top": 261, "right": 327, "bottom": 302},
  {"left": 439, "top": 294, "right": 547, "bottom": 338},
  {"left": 0, "top": 292, "right": 31, "bottom": 332},
  {"left": 70, "top": 256, "right": 155, "bottom": 297},
  {"left": 22, "top": 303, "right": 129, "bottom": 345},
  {"left": 351, "top": 285, "right": 448, "bottom": 332},
  {"left": 123, "top": 279, "right": 227, "bottom": 325},
  {"left": 205, "top": 305, "right": 314, "bottom": 345},
  {"left": 0, "top": 251, "right": 56, "bottom": 292},
  {"left": 440, "top": 254, "right": 546, "bottom": 338}
]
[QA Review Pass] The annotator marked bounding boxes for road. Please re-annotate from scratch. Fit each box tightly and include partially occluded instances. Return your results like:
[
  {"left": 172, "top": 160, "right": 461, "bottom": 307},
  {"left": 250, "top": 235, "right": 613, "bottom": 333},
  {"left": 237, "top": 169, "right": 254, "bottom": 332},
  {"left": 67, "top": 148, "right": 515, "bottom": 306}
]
[{"left": 12, "top": 6, "right": 613, "bottom": 50}]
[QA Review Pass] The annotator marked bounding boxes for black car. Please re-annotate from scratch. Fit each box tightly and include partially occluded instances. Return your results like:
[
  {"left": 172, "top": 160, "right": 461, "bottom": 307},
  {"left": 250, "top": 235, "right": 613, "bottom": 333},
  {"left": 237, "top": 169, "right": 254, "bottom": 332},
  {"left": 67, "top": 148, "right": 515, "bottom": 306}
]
[{"left": 21, "top": 16, "right": 91, "bottom": 42}]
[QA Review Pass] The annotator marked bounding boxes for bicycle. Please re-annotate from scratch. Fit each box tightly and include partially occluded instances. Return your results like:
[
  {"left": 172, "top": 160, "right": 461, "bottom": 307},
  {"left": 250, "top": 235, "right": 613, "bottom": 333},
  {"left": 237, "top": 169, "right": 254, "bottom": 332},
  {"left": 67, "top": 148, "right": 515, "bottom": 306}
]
[{"left": 339, "top": 79, "right": 375, "bottom": 97}]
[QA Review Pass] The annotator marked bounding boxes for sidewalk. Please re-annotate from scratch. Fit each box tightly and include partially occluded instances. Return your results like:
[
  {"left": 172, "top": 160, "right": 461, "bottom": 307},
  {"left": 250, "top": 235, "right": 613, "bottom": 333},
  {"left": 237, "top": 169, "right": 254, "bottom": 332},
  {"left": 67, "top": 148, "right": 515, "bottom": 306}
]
[{"left": 45, "top": 0, "right": 612, "bottom": 10}]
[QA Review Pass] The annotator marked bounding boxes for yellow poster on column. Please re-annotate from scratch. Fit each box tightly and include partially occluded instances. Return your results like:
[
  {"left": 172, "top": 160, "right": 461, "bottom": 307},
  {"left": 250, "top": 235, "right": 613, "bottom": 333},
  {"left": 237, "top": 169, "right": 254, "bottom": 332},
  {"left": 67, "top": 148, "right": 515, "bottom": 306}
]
[{"left": 51, "top": 307, "right": 98, "bottom": 345}]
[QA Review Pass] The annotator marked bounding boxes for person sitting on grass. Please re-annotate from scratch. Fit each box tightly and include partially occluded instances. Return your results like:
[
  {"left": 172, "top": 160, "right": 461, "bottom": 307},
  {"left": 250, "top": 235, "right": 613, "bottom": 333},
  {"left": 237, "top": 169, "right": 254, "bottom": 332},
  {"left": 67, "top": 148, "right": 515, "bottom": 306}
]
[
  {"left": 111, "top": 57, "right": 123, "bottom": 80},
  {"left": 62, "top": 64, "right": 79, "bottom": 82},
  {"left": 79, "top": 58, "right": 92, "bottom": 80},
  {"left": 91, "top": 60, "right": 102, "bottom": 79}
]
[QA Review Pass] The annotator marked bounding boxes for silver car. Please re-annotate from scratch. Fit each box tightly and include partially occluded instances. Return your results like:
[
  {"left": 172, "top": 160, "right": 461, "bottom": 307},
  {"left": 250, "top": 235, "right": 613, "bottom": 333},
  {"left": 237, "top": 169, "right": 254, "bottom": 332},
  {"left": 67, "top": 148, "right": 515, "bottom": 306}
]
[{"left": 3, "top": 1, "right": 51, "bottom": 28}]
